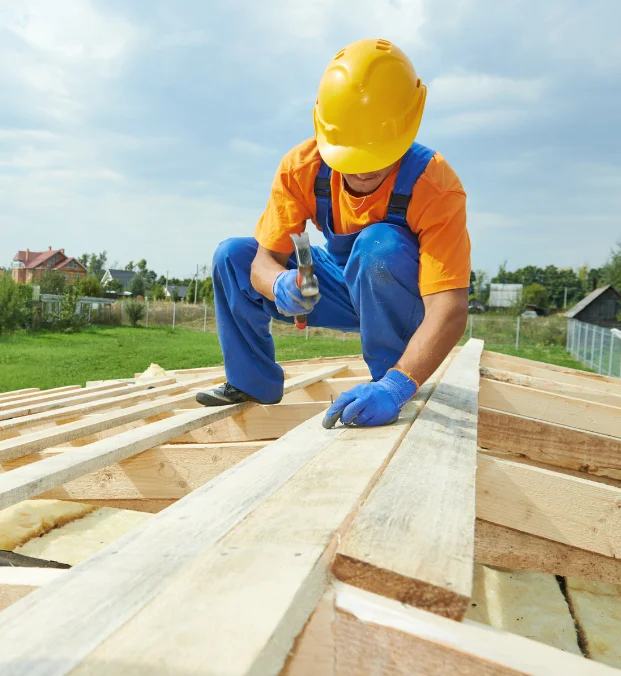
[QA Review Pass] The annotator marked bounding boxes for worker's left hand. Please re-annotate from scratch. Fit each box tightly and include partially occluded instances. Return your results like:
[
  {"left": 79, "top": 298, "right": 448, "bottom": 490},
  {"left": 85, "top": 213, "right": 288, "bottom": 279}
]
[{"left": 322, "top": 368, "right": 419, "bottom": 428}]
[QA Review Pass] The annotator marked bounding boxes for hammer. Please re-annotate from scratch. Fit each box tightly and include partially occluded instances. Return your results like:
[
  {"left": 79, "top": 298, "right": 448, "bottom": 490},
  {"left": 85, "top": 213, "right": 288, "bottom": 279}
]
[{"left": 290, "top": 233, "right": 318, "bottom": 330}]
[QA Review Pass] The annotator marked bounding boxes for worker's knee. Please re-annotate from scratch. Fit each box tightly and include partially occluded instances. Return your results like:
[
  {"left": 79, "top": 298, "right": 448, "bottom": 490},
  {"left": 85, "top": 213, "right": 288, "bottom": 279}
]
[
  {"left": 348, "top": 223, "right": 418, "bottom": 278},
  {"left": 213, "top": 238, "right": 258, "bottom": 275}
]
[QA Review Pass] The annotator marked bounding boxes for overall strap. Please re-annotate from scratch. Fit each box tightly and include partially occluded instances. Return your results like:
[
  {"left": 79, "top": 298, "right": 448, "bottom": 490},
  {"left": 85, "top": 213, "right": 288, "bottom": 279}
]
[
  {"left": 385, "top": 143, "right": 436, "bottom": 227},
  {"left": 314, "top": 160, "right": 333, "bottom": 231}
]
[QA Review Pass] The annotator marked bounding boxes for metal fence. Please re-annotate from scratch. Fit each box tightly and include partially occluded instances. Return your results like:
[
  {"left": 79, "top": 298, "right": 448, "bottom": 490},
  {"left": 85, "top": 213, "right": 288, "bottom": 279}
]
[{"left": 566, "top": 318, "right": 621, "bottom": 377}]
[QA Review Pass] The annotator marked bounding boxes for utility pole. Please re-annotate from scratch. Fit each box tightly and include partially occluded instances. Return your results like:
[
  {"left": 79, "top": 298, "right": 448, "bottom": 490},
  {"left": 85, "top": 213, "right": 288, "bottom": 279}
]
[
  {"left": 194, "top": 263, "right": 199, "bottom": 304},
  {"left": 564, "top": 286, "right": 568, "bottom": 309}
]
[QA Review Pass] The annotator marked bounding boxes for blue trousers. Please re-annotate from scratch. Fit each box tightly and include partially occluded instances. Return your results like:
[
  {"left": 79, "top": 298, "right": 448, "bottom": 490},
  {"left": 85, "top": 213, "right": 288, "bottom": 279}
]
[{"left": 213, "top": 222, "right": 425, "bottom": 403}]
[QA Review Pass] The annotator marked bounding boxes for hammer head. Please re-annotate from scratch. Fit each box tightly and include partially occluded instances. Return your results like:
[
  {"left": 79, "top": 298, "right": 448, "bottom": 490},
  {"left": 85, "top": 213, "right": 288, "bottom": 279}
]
[
  {"left": 290, "top": 233, "right": 318, "bottom": 297},
  {"left": 290, "top": 232, "right": 313, "bottom": 268}
]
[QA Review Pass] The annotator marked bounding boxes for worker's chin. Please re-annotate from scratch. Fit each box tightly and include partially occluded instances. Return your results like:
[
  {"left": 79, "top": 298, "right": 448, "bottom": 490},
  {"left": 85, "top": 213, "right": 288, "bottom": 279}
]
[{"left": 344, "top": 177, "right": 382, "bottom": 195}]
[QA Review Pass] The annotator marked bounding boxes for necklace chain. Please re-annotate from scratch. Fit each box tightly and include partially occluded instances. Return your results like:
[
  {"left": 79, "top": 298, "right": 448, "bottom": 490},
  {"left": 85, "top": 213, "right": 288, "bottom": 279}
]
[{"left": 341, "top": 177, "right": 368, "bottom": 211}]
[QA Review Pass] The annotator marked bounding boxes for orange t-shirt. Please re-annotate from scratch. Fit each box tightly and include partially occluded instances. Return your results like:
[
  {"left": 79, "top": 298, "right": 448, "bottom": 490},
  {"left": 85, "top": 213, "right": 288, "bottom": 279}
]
[{"left": 254, "top": 138, "right": 471, "bottom": 297}]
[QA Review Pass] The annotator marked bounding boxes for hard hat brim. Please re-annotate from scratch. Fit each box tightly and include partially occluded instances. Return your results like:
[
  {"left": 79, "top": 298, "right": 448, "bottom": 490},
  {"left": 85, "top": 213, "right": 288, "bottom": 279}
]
[{"left": 316, "top": 113, "right": 423, "bottom": 174}]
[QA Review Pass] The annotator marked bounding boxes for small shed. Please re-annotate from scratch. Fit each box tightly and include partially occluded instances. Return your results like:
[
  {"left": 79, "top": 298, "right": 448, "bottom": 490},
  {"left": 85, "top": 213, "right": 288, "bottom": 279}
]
[
  {"left": 489, "top": 284, "right": 523, "bottom": 308},
  {"left": 564, "top": 285, "right": 621, "bottom": 327},
  {"left": 39, "top": 294, "right": 115, "bottom": 323}
]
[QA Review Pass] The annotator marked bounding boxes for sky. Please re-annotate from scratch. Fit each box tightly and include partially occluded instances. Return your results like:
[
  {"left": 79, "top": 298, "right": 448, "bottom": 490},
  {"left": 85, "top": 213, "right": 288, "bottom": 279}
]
[{"left": 1, "top": 0, "right": 620, "bottom": 280}]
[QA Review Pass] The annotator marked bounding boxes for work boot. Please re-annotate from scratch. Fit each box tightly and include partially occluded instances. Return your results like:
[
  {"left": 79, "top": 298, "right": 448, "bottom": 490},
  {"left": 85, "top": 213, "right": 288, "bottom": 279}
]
[{"left": 195, "top": 382, "right": 264, "bottom": 407}]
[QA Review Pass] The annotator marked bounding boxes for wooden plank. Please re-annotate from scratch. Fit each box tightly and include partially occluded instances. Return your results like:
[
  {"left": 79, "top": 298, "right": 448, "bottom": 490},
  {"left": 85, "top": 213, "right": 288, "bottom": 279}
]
[
  {"left": 71, "top": 396, "right": 432, "bottom": 675},
  {"left": 482, "top": 352, "right": 621, "bottom": 394},
  {"left": 475, "top": 520, "right": 621, "bottom": 585},
  {"left": 0, "top": 385, "right": 80, "bottom": 406},
  {"left": 0, "top": 376, "right": 216, "bottom": 436},
  {"left": 0, "top": 405, "right": 258, "bottom": 511},
  {"left": 0, "top": 568, "right": 65, "bottom": 613},
  {"left": 481, "top": 365, "right": 621, "bottom": 408},
  {"left": 284, "top": 589, "right": 336, "bottom": 676},
  {"left": 478, "top": 408, "right": 621, "bottom": 479},
  {"left": 0, "top": 390, "right": 209, "bottom": 463},
  {"left": 333, "top": 339, "right": 482, "bottom": 620},
  {"left": 324, "top": 583, "right": 615, "bottom": 676},
  {"left": 174, "top": 401, "right": 329, "bottom": 443},
  {"left": 0, "top": 388, "right": 40, "bottom": 403},
  {"left": 477, "top": 452, "right": 621, "bottom": 556},
  {"left": 68, "top": 499, "right": 175, "bottom": 513},
  {"left": 0, "top": 409, "right": 354, "bottom": 675},
  {"left": 32, "top": 442, "right": 270, "bottom": 501},
  {"left": 480, "top": 378, "right": 621, "bottom": 438},
  {"left": 0, "top": 377, "right": 177, "bottom": 423},
  {"left": 0, "top": 382, "right": 125, "bottom": 413},
  {"left": 283, "top": 377, "right": 369, "bottom": 403}
]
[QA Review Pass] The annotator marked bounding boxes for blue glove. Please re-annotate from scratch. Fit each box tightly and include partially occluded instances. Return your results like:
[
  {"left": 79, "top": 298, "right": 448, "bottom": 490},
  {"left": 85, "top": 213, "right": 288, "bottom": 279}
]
[
  {"left": 273, "top": 270, "right": 320, "bottom": 317},
  {"left": 323, "top": 369, "right": 419, "bottom": 428}
]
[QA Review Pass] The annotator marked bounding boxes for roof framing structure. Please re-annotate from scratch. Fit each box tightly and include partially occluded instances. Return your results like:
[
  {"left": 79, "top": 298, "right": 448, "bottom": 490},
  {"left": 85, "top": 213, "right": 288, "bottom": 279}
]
[{"left": 0, "top": 340, "right": 620, "bottom": 674}]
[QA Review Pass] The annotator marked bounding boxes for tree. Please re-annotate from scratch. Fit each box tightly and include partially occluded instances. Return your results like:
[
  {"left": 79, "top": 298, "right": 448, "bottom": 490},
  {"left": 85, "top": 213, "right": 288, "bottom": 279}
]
[
  {"left": 137, "top": 259, "right": 147, "bottom": 273},
  {"left": 0, "top": 277, "right": 32, "bottom": 334},
  {"left": 125, "top": 299, "right": 145, "bottom": 327},
  {"left": 199, "top": 278, "right": 214, "bottom": 304},
  {"left": 151, "top": 284, "right": 166, "bottom": 301},
  {"left": 523, "top": 283, "right": 549, "bottom": 308},
  {"left": 472, "top": 270, "right": 489, "bottom": 303},
  {"left": 105, "top": 278, "right": 125, "bottom": 294},
  {"left": 186, "top": 279, "right": 198, "bottom": 303},
  {"left": 87, "top": 251, "right": 107, "bottom": 279},
  {"left": 130, "top": 274, "right": 146, "bottom": 298},
  {"left": 40, "top": 269, "right": 66, "bottom": 295},
  {"left": 78, "top": 275, "right": 104, "bottom": 298},
  {"left": 125, "top": 261, "right": 135, "bottom": 272},
  {"left": 602, "top": 240, "right": 621, "bottom": 290}
]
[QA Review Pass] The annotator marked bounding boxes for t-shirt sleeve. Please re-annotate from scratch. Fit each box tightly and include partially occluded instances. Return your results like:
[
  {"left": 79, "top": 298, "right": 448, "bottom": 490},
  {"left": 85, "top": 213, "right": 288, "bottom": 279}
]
[
  {"left": 253, "top": 158, "right": 313, "bottom": 254},
  {"left": 416, "top": 190, "right": 471, "bottom": 296}
]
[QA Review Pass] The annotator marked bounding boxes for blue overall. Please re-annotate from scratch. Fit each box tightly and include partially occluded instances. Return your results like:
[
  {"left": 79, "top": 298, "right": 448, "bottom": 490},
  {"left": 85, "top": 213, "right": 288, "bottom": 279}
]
[{"left": 212, "top": 142, "right": 436, "bottom": 403}]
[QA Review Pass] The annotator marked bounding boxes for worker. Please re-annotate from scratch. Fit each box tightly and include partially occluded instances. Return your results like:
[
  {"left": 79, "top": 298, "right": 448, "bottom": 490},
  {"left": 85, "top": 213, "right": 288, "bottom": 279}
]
[{"left": 196, "top": 38, "right": 470, "bottom": 427}]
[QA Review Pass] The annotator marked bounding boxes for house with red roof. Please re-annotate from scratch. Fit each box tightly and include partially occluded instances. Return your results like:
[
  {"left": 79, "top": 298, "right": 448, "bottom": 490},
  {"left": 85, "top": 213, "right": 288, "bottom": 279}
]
[{"left": 11, "top": 247, "right": 87, "bottom": 285}]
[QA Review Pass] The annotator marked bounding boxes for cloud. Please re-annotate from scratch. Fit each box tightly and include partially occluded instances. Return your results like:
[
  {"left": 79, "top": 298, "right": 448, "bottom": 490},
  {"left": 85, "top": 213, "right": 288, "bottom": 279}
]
[
  {"left": 0, "top": 0, "right": 620, "bottom": 280},
  {"left": 230, "top": 139, "right": 278, "bottom": 157},
  {"left": 429, "top": 73, "right": 546, "bottom": 109}
]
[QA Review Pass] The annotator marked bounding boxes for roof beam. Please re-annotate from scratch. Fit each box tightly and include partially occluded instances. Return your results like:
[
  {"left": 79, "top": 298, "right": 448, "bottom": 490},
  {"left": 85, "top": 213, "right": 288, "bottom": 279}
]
[
  {"left": 480, "top": 378, "right": 621, "bottom": 438},
  {"left": 481, "top": 365, "right": 621, "bottom": 407},
  {"left": 333, "top": 339, "right": 483, "bottom": 620},
  {"left": 479, "top": 407, "right": 621, "bottom": 479},
  {"left": 477, "top": 452, "right": 621, "bottom": 557},
  {"left": 475, "top": 519, "right": 621, "bottom": 585}
]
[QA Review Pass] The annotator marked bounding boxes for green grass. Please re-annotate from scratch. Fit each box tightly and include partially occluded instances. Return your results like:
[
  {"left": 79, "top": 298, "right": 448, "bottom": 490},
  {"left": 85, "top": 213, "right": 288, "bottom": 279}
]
[
  {"left": 0, "top": 322, "right": 593, "bottom": 394},
  {"left": 484, "top": 345, "right": 592, "bottom": 371},
  {"left": 0, "top": 327, "right": 362, "bottom": 393}
]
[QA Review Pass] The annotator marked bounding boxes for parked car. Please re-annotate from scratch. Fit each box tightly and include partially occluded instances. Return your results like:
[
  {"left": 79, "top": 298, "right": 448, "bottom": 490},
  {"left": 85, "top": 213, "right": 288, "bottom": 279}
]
[{"left": 521, "top": 310, "right": 537, "bottom": 318}]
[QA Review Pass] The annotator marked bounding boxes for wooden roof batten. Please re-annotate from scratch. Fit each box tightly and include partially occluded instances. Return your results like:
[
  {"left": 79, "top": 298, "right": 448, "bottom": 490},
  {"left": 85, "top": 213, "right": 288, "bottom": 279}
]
[{"left": 0, "top": 341, "right": 618, "bottom": 674}]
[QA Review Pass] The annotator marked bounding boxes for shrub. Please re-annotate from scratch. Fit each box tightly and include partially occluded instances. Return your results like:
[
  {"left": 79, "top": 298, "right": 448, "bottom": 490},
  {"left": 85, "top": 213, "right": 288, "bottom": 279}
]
[
  {"left": 125, "top": 299, "right": 146, "bottom": 327},
  {"left": 43, "top": 285, "right": 88, "bottom": 333},
  {"left": 40, "top": 269, "right": 66, "bottom": 295},
  {"left": 0, "top": 277, "right": 33, "bottom": 334},
  {"left": 151, "top": 284, "right": 166, "bottom": 301},
  {"left": 78, "top": 275, "right": 104, "bottom": 298},
  {"left": 130, "top": 275, "right": 146, "bottom": 298}
]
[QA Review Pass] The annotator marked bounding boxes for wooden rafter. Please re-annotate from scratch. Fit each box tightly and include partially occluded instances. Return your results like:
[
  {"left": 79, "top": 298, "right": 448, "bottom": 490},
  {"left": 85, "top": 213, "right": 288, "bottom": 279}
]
[{"left": 0, "top": 342, "right": 620, "bottom": 674}]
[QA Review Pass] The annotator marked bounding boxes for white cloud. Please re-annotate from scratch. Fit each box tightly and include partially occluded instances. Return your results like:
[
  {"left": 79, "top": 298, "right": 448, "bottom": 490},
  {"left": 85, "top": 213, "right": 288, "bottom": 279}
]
[
  {"left": 230, "top": 139, "right": 278, "bottom": 156},
  {"left": 428, "top": 73, "right": 546, "bottom": 110},
  {"left": 0, "top": 0, "right": 137, "bottom": 63},
  {"left": 157, "top": 29, "right": 210, "bottom": 49}
]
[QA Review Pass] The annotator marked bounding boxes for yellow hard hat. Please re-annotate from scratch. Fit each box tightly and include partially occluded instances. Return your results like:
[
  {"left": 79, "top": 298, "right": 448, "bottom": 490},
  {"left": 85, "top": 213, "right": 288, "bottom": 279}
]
[{"left": 314, "top": 39, "right": 427, "bottom": 174}]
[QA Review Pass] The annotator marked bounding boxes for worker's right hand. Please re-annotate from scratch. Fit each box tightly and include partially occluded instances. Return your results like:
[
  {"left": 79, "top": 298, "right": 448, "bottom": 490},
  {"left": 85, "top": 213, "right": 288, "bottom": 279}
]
[{"left": 273, "top": 270, "right": 320, "bottom": 317}]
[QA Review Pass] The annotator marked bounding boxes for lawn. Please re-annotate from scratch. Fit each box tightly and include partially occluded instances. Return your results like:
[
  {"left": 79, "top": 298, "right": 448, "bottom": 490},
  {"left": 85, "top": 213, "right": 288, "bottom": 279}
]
[
  {"left": 0, "top": 326, "right": 362, "bottom": 393},
  {"left": 0, "top": 323, "right": 590, "bottom": 393}
]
